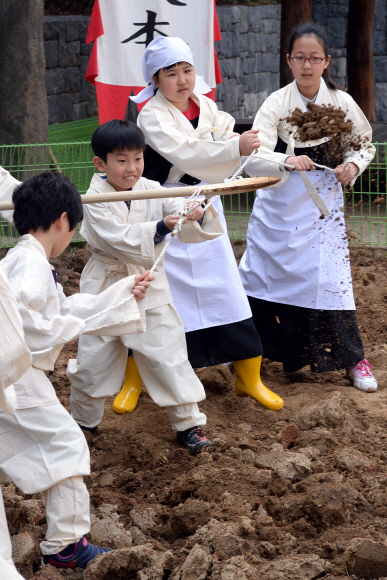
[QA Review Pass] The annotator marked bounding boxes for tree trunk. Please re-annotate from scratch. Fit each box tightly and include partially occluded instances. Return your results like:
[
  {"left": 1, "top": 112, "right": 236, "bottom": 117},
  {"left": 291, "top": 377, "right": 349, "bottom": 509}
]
[
  {"left": 0, "top": 0, "right": 49, "bottom": 145},
  {"left": 280, "top": 0, "right": 313, "bottom": 88},
  {"left": 347, "top": 0, "right": 376, "bottom": 122}
]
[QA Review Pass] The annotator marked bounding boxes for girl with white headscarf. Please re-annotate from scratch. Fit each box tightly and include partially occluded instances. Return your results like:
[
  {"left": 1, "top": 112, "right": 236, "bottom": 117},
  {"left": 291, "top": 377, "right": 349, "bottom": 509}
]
[{"left": 125, "top": 36, "right": 283, "bottom": 413}]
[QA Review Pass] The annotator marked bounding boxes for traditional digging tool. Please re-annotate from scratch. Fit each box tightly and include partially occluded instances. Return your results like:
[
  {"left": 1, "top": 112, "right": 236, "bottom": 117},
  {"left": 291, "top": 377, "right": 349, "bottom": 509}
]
[
  {"left": 250, "top": 149, "right": 332, "bottom": 218},
  {"left": 26, "top": 174, "right": 279, "bottom": 357},
  {"left": 287, "top": 129, "right": 331, "bottom": 217},
  {"left": 254, "top": 154, "right": 335, "bottom": 173},
  {"left": 0, "top": 176, "right": 280, "bottom": 212}
]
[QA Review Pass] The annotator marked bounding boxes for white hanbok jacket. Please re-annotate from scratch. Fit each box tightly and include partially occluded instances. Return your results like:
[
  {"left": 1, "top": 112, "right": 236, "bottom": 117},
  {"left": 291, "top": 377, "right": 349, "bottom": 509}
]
[
  {"left": 0, "top": 268, "right": 31, "bottom": 414},
  {"left": 0, "top": 235, "right": 145, "bottom": 410},
  {"left": 0, "top": 270, "right": 32, "bottom": 579},
  {"left": 244, "top": 79, "right": 375, "bottom": 187},
  {"left": 240, "top": 79, "right": 375, "bottom": 311},
  {"left": 79, "top": 173, "right": 223, "bottom": 311},
  {"left": 138, "top": 90, "right": 241, "bottom": 184},
  {"left": 0, "top": 165, "right": 18, "bottom": 224}
]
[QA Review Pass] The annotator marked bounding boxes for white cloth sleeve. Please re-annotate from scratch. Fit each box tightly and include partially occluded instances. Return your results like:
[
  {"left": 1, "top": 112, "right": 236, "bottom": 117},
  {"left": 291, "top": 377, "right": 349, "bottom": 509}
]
[
  {"left": 59, "top": 275, "right": 145, "bottom": 336},
  {"left": 242, "top": 99, "right": 288, "bottom": 184},
  {"left": 138, "top": 107, "right": 241, "bottom": 183},
  {"left": 177, "top": 203, "right": 224, "bottom": 244},
  {"left": 9, "top": 276, "right": 86, "bottom": 357},
  {"left": 0, "top": 268, "right": 31, "bottom": 413},
  {"left": 0, "top": 166, "right": 19, "bottom": 224},
  {"left": 161, "top": 196, "right": 183, "bottom": 218},
  {"left": 158, "top": 196, "right": 223, "bottom": 244},
  {"left": 340, "top": 96, "right": 375, "bottom": 184}
]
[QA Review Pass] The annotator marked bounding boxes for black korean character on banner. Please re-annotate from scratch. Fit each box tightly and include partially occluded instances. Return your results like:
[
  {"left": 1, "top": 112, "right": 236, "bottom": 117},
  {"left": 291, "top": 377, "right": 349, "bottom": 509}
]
[
  {"left": 122, "top": 11, "right": 170, "bottom": 47},
  {"left": 167, "top": 0, "right": 187, "bottom": 5}
]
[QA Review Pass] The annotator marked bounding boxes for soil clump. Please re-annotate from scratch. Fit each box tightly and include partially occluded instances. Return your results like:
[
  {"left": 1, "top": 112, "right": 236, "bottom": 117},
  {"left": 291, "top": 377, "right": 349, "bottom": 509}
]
[{"left": 283, "top": 103, "right": 364, "bottom": 167}]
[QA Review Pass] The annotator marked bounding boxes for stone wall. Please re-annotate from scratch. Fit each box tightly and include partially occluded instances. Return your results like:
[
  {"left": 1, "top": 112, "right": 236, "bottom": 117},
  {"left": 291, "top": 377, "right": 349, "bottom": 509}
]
[
  {"left": 215, "top": 0, "right": 387, "bottom": 121},
  {"left": 312, "top": 0, "right": 387, "bottom": 122},
  {"left": 44, "top": 3, "right": 387, "bottom": 125},
  {"left": 215, "top": 4, "right": 280, "bottom": 119},
  {"left": 44, "top": 15, "right": 97, "bottom": 124}
]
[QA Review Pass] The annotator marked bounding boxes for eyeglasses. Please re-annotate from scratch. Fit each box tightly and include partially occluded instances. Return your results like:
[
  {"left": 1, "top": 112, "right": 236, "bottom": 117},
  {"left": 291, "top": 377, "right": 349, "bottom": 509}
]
[{"left": 290, "top": 56, "right": 326, "bottom": 64}]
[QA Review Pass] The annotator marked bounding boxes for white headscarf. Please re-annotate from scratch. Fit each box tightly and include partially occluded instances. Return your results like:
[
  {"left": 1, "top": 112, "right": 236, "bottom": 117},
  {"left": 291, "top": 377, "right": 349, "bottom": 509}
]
[{"left": 130, "top": 36, "right": 212, "bottom": 104}]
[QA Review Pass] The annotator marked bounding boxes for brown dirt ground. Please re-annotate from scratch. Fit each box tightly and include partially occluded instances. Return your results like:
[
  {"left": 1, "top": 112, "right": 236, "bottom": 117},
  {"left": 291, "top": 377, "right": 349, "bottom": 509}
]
[{"left": 3, "top": 241, "right": 387, "bottom": 579}]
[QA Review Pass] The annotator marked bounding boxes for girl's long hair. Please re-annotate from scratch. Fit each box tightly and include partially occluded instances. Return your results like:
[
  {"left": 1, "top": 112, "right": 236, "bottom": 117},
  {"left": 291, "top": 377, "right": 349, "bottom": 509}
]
[{"left": 288, "top": 22, "right": 345, "bottom": 91}]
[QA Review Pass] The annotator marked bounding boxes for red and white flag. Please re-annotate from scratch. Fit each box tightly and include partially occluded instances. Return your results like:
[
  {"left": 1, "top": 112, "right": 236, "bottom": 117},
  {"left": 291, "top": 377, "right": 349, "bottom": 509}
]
[{"left": 86, "top": 0, "right": 223, "bottom": 124}]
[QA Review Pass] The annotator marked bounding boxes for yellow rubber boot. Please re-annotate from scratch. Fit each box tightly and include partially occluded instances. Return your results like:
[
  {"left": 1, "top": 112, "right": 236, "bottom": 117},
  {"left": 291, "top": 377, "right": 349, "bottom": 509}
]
[
  {"left": 112, "top": 357, "right": 142, "bottom": 414},
  {"left": 233, "top": 356, "right": 283, "bottom": 410}
]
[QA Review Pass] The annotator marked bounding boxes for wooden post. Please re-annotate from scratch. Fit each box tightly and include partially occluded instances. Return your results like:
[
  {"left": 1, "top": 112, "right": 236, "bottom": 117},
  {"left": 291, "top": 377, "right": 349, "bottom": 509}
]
[
  {"left": 347, "top": 0, "right": 376, "bottom": 122},
  {"left": 280, "top": 0, "right": 313, "bottom": 88}
]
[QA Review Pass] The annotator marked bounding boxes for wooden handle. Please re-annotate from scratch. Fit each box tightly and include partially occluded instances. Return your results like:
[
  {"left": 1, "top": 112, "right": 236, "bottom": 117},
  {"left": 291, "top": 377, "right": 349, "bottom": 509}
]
[{"left": 0, "top": 176, "right": 280, "bottom": 211}]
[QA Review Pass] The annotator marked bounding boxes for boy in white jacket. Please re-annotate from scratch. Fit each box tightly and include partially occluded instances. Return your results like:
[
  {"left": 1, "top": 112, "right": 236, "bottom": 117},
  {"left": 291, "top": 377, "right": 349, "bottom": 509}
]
[
  {"left": 0, "top": 170, "right": 151, "bottom": 569},
  {"left": 0, "top": 267, "right": 31, "bottom": 579},
  {"left": 66, "top": 120, "right": 224, "bottom": 453}
]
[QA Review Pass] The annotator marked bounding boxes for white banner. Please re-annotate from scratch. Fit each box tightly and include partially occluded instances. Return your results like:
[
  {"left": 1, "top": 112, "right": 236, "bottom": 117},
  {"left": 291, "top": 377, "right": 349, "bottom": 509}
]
[{"left": 96, "top": 0, "right": 215, "bottom": 88}]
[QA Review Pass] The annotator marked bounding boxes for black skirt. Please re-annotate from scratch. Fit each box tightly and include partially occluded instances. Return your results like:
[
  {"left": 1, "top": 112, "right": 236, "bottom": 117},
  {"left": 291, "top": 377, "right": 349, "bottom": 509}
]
[
  {"left": 185, "top": 317, "right": 263, "bottom": 368},
  {"left": 248, "top": 296, "right": 364, "bottom": 373}
]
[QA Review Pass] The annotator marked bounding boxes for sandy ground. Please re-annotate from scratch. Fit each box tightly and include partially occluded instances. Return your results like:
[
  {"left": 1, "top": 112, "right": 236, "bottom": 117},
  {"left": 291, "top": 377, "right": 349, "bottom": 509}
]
[{"left": 3, "top": 242, "right": 387, "bottom": 580}]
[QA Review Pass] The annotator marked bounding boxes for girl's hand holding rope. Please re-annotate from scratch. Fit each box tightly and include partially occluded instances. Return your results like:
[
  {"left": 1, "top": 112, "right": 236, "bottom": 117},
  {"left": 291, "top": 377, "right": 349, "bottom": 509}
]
[{"left": 284, "top": 155, "right": 315, "bottom": 172}]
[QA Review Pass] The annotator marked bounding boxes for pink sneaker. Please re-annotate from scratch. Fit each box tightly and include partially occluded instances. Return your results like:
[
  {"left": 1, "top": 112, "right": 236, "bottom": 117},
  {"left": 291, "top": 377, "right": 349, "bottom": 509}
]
[{"left": 346, "top": 359, "right": 378, "bottom": 392}]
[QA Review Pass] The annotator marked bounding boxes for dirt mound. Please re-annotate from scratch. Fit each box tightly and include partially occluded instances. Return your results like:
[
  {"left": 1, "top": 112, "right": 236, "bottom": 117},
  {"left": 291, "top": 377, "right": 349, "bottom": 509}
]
[
  {"left": 283, "top": 103, "right": 364, "bottom": 166},
  {"left": 170, "top": 499, "right": 212, "bottom": 538},
  {"left": 295, "top": 391, "right": 348, "bottom": 430},
  {"left": 82, "top": 545, "right": 173, "bottom": 580},
  {"left": 5, "top": 242, "right": 387, "bottom": 579}
]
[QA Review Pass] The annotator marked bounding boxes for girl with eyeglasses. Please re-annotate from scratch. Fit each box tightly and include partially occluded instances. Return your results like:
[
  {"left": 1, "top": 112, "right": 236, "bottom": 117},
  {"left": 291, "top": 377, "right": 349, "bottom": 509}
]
[{"left": 240, "top": 22, "right": 377, "bottom": 392}]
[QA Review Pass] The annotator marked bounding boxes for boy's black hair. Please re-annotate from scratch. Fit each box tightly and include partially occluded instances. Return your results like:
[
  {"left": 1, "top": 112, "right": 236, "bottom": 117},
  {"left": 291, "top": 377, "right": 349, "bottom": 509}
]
[
  {"left": 91, "top": 120, "right": 146, "bottom": 162},
  {"left": 12, "top": 171, "right": 83, "bottom": 236}
]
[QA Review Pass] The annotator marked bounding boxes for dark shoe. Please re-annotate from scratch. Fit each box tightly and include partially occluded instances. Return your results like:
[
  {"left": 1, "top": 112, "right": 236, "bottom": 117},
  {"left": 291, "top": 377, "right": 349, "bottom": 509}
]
[
  {"left": 78, "top": 424, "right": 98, "bottom": 435},
  {"left": 176, "top": 426, "right": 211, "bottom": 454},
  {"left": 42, "top": 537, "right": 110, "bottom": 569}
]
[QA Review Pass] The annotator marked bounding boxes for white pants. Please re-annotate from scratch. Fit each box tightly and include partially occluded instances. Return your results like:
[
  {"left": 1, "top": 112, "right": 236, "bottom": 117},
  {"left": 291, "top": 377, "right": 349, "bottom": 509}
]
[
  {"left": 68, "top": 304, "right": 206, "bottom": 431},
  {"left": 0, "top": 404, "right": 90, "bottom": 555},
  {"left": 0, "top": 488, "right": 25, "bottom": 579},
  {"left": 42, "top": 476, "right": 90, "bottom": 555}
]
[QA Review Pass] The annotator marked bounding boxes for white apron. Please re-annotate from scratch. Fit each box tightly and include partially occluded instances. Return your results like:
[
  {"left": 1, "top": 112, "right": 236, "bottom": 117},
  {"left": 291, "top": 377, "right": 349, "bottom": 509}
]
[
  {"left": 239, "top": 170, "right": 355, "bottom": 311},
  {"left": 163, "top": 183, "right": 252, "bottom": 332}
]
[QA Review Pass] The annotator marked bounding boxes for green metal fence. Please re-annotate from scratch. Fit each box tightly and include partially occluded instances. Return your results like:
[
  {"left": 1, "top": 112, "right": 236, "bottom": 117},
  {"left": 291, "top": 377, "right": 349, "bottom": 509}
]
[
  {"left": 48, "top": 117, "right": 99, "bottom": 144},
  {"left": 223, "top": 142, "right": 387, "bottom": 246},
  {"left": 1, "top": 139, "right": 386, "bottom": 249},
  {"left": 345, "top": 142, "right": 387, "bottom": 246},
  {"left": 0, "top": 141, "right": 96, "bottom": 248}
]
